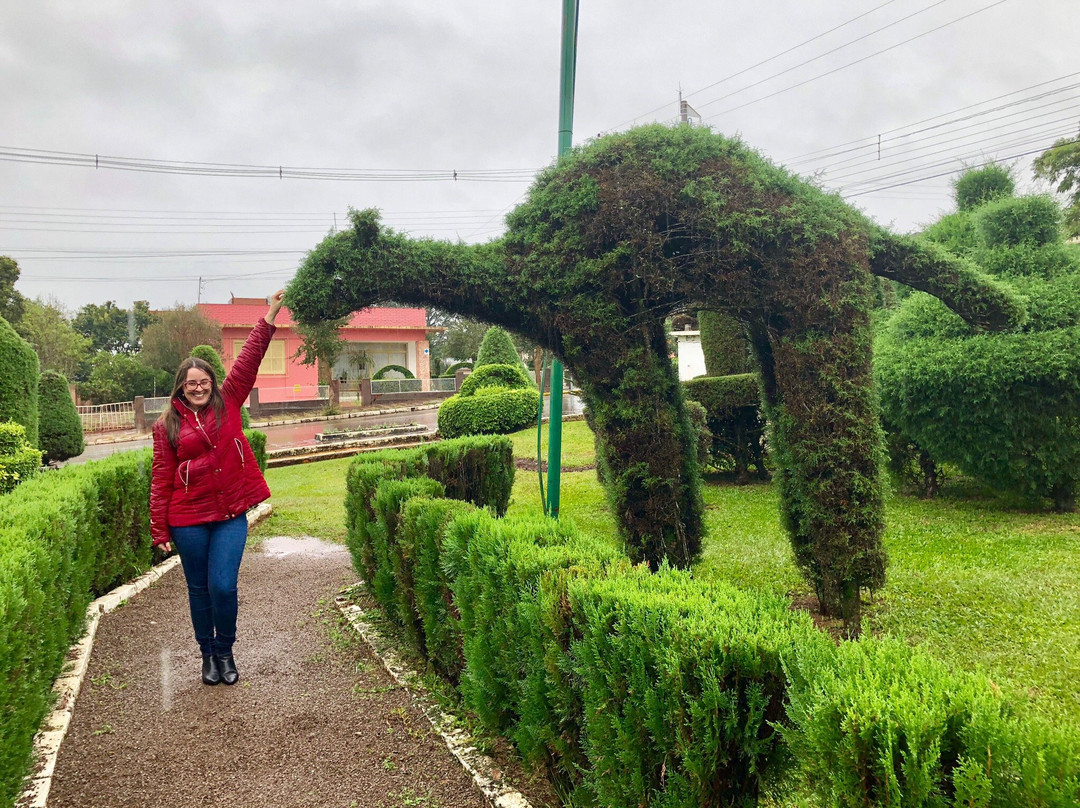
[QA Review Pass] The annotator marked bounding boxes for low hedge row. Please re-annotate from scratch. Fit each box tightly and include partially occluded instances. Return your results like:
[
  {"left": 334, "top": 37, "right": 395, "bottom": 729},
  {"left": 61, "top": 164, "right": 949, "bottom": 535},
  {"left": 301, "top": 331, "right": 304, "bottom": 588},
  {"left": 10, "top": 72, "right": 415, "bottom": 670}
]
[
  {"left": 243, "top": 428, "right": 267, "bottom": 473},
  {"left": 683, "top": 374, "right": 768, "bottom": 480},
  {"left": 0, "top": 450, "right": 155, "bottom": 806},
  {"left": 0, "top": 422, "right": 41, "bottom": 495},
  {"left": 344, "top": 435, "right": 514, "bottom": 585},
  {"left": 349, "top": 437, "right": 1080, "bottom": 807}
]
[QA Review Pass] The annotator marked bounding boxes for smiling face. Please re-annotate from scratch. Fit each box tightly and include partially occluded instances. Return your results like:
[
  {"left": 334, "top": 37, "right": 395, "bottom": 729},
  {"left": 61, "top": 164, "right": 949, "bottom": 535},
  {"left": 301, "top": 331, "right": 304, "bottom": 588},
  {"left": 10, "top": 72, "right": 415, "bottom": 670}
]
[{"left": 183, "top": 368, "right": 214, "bottom": 410}]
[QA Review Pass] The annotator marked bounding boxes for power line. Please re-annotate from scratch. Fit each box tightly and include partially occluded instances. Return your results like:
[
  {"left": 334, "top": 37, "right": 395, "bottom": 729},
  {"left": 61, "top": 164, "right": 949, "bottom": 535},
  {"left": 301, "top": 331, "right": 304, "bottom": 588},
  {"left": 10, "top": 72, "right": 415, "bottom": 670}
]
[
  {"left": 0, "top": 147, "right": 539, "bottom": 183},
  {"left": 843, "top": 137, "right": 1080, "bottom": 197},
  {"left": 693, "top": 0, "right": 954, "bottom": 113},
  {"left": 780, "top": 71, "right": 1080, "bottom": 164},
  {"left": 609, "top": 0, "right": 906, "bottom": 129},
  {"left": 702, "top": 0, "right": 1012, "bottom": 121}
]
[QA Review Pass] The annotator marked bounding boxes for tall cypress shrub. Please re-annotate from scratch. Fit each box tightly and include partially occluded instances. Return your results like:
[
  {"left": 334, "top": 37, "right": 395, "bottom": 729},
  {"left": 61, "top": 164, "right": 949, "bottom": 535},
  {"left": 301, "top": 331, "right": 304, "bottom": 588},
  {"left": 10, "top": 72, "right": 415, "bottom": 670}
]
[
  {"left": 0, "top": 315, "right": 39, "bottom": 448},
  {"left": 190, "top": 344, "right": 250, "bottom": 428},
  {"left": 38, "top": 371, "right": 84, "bottom": 463}
]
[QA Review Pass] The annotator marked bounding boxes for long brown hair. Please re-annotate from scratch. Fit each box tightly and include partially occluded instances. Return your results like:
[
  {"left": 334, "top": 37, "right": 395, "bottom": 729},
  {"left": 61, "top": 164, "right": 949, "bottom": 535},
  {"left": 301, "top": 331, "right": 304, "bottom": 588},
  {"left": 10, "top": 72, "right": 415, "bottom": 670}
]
[{"left": 156, "top": 357, "right": 226, "bottom": 447}]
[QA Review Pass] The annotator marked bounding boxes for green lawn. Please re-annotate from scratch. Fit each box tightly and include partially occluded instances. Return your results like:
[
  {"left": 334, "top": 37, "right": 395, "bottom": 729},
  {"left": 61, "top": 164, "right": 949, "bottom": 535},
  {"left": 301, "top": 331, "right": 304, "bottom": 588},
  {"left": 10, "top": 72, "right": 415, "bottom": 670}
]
[{"left": 257, "top": 422, "right": 1080, "bottom": 724}]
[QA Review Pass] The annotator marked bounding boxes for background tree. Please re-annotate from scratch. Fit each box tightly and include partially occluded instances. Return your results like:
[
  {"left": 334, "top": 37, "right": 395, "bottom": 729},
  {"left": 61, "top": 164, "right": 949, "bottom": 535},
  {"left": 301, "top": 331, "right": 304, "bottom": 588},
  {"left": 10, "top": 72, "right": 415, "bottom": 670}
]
[
  {"left": 138, "top": 305, "right": 221, "bottom": 374},
  {"left": 37, "top": 371, "right": 84, "bottom": 463},
  {"left": 436, "top": 313, "right": 492, "bottom": 367},
  {"left": 1034, "top": 133, "right": 1080, "bottom": 238},
  {"left": 292, "top": 316, "right": 347, "bottom": 383},
  {"left": 0, "top": 256, "right": 26, "bottom": 326},
  {"left": 73, "top": 300, "right": 154, "bottom": 355},
  {"left": 79, "top": 353, "right": 172, "bottom": 404},
  {"left": 16, "top": 297, "right": 92, "bottom": 379}
]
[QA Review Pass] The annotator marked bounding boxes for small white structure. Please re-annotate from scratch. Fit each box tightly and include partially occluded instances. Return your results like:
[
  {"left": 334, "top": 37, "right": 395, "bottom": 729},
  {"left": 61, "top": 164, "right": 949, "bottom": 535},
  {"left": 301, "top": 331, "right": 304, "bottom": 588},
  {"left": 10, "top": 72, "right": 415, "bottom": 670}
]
[{"left": 672, "top": 330, "right": 706, "bottom": 381}]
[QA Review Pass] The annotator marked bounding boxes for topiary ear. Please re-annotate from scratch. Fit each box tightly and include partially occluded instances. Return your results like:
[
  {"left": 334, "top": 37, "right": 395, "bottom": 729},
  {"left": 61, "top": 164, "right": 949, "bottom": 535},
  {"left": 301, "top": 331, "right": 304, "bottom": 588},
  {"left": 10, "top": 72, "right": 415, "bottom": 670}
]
[{"left": 349, "top": 208, "right": 382, "bottom": 248}]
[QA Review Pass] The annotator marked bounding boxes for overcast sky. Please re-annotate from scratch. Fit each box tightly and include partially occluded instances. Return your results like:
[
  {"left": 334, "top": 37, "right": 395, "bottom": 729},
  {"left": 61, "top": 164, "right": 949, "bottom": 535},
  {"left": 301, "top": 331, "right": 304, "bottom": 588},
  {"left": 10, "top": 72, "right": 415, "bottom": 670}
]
[{"left": 2, "top": 0, "right": 1078, "bottom": 313}]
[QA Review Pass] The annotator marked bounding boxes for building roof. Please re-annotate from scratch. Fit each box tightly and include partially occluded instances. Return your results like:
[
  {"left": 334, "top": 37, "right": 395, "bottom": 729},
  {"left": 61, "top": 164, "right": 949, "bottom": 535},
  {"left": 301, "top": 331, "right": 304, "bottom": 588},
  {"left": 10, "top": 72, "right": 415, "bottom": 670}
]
[{"left": 197, "top": 303, "right": 427, "bottom": 330}]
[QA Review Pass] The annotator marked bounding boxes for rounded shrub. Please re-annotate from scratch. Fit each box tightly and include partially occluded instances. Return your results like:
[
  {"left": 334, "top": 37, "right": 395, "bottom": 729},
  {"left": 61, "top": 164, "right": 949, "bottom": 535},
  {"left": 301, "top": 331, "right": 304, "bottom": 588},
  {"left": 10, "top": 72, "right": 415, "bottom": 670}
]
[
  {"left": 438, "top": 387, "right": 540, "bottom": 438},
  {"left": 977, "top": 194, "right": 1062, "bottom": 249},
  {"left": 441, "top": 361, "right": 473, "bottom": 378},
  {"left": 0, "top": 316, "right": 39, "bottom": 448},
  {"left": 372, "top": 363, "right": 415, "bottom": 380},
  {"left": 954, "top": 163, "right": 1014, "bottom": 211},
  {"left": 459, "top": 363, "right": 531, "bottom": 396},
  {"left": 474, "top": 326, "right": 525, "bottom": 370},
  {"left": 0, "top": 421, "right": 42, "bottom": 494},
  {"left": 38, "top": 371, "right": 84, "bottom": 463}
]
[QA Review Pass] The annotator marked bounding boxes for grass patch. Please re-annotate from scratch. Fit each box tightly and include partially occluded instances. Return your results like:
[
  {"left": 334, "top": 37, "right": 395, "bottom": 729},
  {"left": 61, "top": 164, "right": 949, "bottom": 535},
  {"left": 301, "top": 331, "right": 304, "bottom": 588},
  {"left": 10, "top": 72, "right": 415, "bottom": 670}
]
[
  {"left": 506, "top": 418, "right": 596, "bottom": 468},
  {"left": 252, "top": 456, "right": 353, "bottom": 544}
]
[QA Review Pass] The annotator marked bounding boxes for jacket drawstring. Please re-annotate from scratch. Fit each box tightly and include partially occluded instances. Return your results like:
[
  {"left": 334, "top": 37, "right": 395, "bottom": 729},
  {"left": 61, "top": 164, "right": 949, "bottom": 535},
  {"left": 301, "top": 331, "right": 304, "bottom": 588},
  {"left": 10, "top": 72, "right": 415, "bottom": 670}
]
[{"left": 234, "top": 438, "right": 245, "bottom": 468}]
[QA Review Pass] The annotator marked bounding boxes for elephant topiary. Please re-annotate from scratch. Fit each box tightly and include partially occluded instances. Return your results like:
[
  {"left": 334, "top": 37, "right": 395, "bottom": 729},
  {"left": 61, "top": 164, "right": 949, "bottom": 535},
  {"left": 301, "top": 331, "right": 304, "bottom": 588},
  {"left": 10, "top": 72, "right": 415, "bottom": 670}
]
[{"left": 287, "top": 124, "right": 1021, "bottom": 632}]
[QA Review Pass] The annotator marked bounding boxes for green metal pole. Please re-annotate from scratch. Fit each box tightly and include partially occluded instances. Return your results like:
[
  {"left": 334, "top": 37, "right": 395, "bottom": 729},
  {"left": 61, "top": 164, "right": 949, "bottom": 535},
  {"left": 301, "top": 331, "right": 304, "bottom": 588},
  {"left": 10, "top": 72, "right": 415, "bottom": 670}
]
[{"left": 547, "top": 0, "right": 579, "bottom": 519}]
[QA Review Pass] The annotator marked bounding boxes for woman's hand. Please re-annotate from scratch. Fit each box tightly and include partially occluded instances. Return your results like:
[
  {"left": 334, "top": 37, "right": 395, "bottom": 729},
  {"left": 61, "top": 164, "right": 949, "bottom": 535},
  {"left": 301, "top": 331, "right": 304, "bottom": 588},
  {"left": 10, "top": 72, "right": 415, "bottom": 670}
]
[
  {"left": 159, "top": 541, "right": 173, "bottom": 554},
  {"left": 266, "top": 289, "right": 286, "bottom": 324}
]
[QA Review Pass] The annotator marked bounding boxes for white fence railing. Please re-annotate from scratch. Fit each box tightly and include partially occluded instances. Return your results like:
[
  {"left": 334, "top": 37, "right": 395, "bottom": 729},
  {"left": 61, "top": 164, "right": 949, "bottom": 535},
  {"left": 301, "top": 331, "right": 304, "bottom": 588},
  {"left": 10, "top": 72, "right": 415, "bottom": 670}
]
[{"left": 78, "top": 402, "right": 135, "bottom": 432}]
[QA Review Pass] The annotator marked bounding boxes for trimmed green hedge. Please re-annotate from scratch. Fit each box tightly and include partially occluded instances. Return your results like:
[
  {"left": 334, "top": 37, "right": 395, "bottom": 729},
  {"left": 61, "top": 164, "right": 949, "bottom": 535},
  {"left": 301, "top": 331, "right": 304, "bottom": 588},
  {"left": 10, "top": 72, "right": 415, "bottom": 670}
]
[
  {"left": 38, "top": 371, "right": 84, "bottom": 464},
  {"left": 345, "top": 439, "right": 1080, "bottom": 807},
  {"left": 0, "top": 450, "right": 154, "bottom": 806},
  {"left": 0, "top": 422, "right": 42, "bottom": 494},
  {"left": 243, "top": 428, "right": 267, "bottom": 473},
  {"left": 683, "top": 375, "right": 768, "bottom": 481},
  {"left": 0, "top": 316, "right": 39, "bottom": 448},
  {"left": 371, "top": 363, "right": 415, "bottom": 380},
  {"left": 437, "top": 387, "right": 540, "bottom": 439},
  {"left": 344, "top": 435, "right": 514, "bottom": 585},
  {"left": 474, "top": 326, "right": 524, "bottom": 369},
  {"left": 458, "top": 362, "right": 533, "bottom": 396},
  {"left": 441, "top": 361, "right": 473, "bottom": 378}
]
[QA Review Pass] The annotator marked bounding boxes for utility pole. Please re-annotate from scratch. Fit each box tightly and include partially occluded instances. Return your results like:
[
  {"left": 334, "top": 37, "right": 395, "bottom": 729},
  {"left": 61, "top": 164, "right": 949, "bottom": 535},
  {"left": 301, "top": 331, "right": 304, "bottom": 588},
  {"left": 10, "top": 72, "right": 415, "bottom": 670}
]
[
  {"left": 197, "top": 276, "right": 205, "bottom": 304},
  {"left": 546, "top": 0, "right": 580, "bottom": 520}
]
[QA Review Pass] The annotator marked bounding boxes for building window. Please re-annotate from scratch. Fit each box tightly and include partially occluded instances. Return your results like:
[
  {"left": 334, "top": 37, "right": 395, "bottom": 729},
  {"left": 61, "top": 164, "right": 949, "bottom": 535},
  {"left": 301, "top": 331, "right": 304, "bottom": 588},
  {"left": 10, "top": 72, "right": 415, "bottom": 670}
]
[
  {"left": 235, "top": 338, "right": 286, "bottom": 375},
  {"left": 332, "top": 342, "right": 409, "bottom": 380}
]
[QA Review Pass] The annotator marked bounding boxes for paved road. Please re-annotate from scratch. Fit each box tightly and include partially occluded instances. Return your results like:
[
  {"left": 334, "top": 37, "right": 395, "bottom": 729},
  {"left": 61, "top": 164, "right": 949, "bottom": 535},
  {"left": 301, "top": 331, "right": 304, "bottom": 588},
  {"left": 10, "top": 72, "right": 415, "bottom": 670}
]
[{"left": 70, "top": 407, "right": 439, "bottom": 465}]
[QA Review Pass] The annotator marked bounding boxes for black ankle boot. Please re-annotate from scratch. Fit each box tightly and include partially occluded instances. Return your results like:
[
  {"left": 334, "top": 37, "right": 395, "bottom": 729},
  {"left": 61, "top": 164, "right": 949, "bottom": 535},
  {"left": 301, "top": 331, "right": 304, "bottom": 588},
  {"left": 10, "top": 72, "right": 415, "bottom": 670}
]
[
  {"left": 201, "top": 654, "right": 221, "bottom": 685},
  {"left": 216, "top": 654, "right": 239, "bottom": 685}
]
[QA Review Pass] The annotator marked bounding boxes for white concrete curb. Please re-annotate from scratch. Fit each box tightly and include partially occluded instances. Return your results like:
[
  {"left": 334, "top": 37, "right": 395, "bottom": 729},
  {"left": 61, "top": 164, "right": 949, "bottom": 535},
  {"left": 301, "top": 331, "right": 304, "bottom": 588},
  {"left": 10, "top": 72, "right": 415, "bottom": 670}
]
[
  {"left": 16, "top": 502, "right": 273, "bottom": 808},
  {"left": 335, "top": 585, "right": 533, "bottom": 808}
]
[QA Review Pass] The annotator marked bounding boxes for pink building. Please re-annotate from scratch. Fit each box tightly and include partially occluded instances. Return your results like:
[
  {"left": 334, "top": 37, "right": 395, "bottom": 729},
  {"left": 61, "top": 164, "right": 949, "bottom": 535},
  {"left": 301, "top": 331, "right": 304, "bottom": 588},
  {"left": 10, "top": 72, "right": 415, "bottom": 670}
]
[{"left": 197, "top": 298, "right": 431, "bottom": 404}]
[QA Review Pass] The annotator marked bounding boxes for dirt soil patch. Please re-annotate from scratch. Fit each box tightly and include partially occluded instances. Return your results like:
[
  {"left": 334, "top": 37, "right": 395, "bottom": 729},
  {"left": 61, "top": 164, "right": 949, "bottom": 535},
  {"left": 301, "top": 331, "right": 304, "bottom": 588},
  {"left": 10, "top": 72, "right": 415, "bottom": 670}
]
[
  {"left": 513, "top": 458, "right": 595, "bottom": 473},
  {"left": 47, "top": 538, "right": 492, "bottom": 808}
]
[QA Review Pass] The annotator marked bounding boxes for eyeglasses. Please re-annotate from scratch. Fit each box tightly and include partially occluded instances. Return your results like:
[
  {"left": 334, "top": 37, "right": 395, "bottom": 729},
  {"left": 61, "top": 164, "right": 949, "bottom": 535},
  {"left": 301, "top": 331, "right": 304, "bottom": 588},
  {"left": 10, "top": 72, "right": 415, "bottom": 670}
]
[{"left": 183, "top": 380, "right": 212, "bottom": 391}]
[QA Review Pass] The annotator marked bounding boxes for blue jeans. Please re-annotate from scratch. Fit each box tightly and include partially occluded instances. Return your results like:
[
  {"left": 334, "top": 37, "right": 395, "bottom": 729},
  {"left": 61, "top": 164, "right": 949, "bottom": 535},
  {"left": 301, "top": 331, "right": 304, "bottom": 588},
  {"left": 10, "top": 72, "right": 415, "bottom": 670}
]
[{"left": 171, "top": 515, "right": 248, "bottom": 657}]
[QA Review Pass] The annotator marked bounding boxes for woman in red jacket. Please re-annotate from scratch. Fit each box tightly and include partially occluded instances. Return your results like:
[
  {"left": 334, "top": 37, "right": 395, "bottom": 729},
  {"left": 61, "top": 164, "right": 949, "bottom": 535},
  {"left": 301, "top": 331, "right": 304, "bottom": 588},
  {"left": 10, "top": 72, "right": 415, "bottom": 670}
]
[{"left": 151, "top": 290, "right": 284, "bottom": 686}]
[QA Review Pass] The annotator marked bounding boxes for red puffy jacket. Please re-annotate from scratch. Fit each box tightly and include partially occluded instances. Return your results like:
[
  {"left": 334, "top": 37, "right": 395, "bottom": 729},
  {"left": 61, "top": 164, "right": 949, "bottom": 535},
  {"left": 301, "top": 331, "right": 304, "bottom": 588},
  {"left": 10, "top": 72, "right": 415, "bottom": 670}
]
[{"left": 150, "top": 318, "right": 275, "bottom": 546}]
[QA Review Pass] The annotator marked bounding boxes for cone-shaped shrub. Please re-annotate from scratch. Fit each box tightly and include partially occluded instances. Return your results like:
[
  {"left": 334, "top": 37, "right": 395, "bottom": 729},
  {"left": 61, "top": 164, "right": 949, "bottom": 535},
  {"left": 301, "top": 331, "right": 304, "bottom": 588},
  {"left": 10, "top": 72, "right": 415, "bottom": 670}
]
[
  {"left": 38, "top": 371, "right": 84, "bottom": 463},
  {"left": 474, "top": 326, "right": 526, "bottom": 371},
  {"left": 190, "top": 344, "right": 250, "bottom": 428},
  {"left": 0, "top": 316, "right": 39, "bottom": 447}
]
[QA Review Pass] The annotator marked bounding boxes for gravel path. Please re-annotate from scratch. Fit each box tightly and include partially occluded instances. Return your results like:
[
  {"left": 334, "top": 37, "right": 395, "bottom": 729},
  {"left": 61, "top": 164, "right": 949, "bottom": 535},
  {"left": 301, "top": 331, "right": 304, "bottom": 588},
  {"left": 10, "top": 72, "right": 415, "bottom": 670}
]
[{"left": 47, "top": 536, "right": 489, "bottom": 808}]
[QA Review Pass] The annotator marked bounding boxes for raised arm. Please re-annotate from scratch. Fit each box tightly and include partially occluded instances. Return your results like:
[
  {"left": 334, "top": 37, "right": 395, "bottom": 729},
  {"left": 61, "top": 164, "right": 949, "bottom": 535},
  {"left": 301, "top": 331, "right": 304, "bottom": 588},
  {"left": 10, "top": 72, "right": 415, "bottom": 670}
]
[{"left": 221, "top": 291, "right": 282, "bottom": 404}]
